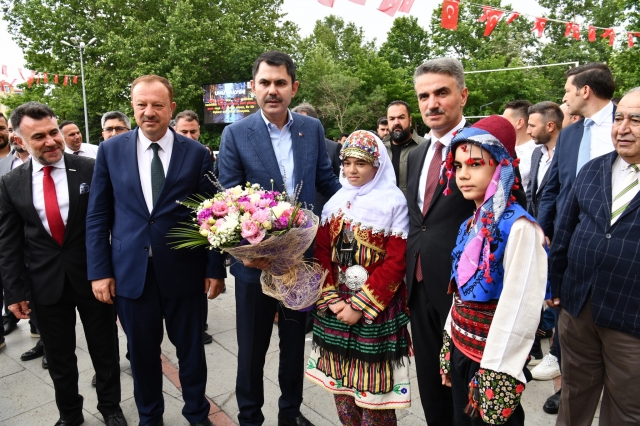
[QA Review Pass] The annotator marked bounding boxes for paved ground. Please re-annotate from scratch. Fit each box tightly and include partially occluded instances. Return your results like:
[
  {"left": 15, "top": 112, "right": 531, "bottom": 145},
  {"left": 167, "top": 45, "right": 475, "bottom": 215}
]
[{"left": 0, "top": 274, "right": 597, "bottom": 425}]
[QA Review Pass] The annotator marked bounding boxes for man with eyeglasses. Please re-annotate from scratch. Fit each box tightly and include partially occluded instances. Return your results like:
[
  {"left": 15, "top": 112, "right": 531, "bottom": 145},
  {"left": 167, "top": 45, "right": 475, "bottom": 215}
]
[{"left": 101, "top": 111, "right": 131, "bottom": 141}]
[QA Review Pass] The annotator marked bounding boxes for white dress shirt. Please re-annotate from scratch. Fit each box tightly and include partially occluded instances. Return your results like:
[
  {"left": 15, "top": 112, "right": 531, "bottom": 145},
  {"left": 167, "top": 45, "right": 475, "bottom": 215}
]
[
  {"left": 536, "top": 145, "right": 555, "bottom": 191},
  {"left": 515, "top": 140, "right": 536, "bottom": 192},
  {"left": 611, "top": 155, "right": 639, "bottom": 202},
  {"left": 137, "top": 129, "right": 173, "bottom": 214},
  {"left": 32, "top": 157, "right": 70, "bottom": 236},
  {"left": 588, "top": 102, "right": 615, "bottom": 160},
  {"left": 65, "top": 142, "right": 100, "bottom": 159},
  {"left": 417, "top": 117, "right": 466, "bottom": 209},
  {"left": 261, "top": 110, "right": 295, "bottom": 196},
  {"left": 11, "top": 151, "right": 28, "bottom": 170}
]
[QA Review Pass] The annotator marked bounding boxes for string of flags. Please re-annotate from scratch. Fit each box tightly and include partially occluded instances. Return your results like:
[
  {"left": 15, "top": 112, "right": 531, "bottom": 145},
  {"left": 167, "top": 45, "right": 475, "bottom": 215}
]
[
  {"left": 0, "top": 65, "right": 79, "bottom": 89},
  {"left": 317, "top": 0, "right": 415, "bottom": 17},
  {"left": 441, "top": 0, "right": 639, "bottom": 48}
]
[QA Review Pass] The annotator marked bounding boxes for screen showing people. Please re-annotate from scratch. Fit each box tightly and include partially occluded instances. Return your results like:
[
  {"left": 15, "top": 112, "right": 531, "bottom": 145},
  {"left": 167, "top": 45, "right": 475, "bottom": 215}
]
[{"left": 203, "top": 81, "right": 258, "bottom": 124}]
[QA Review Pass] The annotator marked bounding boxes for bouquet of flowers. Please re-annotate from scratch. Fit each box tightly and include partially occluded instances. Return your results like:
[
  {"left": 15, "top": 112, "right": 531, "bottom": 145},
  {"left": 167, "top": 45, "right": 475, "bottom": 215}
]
[{"left": 168, "top": 182, "right": 326, "bottom": 310}]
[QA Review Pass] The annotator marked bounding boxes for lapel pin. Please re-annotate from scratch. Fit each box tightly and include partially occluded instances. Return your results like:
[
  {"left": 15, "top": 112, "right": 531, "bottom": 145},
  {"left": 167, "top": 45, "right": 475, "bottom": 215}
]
[
  {"left": 69, "top": 169, "right": 77, "bottom": 171},
  {"left": 299, "top": 132, "right": 304, "bottom": 138}
]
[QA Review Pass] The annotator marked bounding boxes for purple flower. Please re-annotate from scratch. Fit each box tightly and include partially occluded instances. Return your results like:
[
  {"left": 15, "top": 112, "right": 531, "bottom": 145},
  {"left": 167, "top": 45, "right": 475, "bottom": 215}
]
[{"left": 197, "top": 208, "right": 213, "bottom": 225}]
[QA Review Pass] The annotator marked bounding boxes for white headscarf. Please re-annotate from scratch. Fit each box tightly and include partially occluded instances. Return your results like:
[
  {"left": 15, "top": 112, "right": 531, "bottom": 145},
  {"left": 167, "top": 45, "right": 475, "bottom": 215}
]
[{"left": 321, "top": 131, "right": 409, "bottom": 238}]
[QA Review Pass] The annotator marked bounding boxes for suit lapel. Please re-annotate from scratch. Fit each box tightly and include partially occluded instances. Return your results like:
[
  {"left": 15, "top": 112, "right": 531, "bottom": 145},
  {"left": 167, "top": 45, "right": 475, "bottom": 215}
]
[
  {"left": 601, "top": 153, "right": 614, "bottom": 222},
  {"left": 21, "top": 161, "right": 55, "bottom": 241},
  {"left": 126, "top": 130, "right": 151, "bottom": 214},
  {"left": 247, "top": 113, "right": 284, "bottom": 190},
  {"left": 407, "top": 138, "right": 430, "bottom": 204},
  {"left": 63, "top": 154, "right": 80, "bottom": 243},
  {"left": 291, "top": 118, "right": 307, "bottom": 188}
]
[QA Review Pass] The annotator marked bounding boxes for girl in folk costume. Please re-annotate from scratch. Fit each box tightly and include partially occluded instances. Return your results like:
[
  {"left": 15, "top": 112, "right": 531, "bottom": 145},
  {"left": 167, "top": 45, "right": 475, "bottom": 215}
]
[
  {"left": 306, "top": 130, "right": 411, "bottom": 425},
  {"left": 438, "top": 116, "right": 549, "bottom": 425}
]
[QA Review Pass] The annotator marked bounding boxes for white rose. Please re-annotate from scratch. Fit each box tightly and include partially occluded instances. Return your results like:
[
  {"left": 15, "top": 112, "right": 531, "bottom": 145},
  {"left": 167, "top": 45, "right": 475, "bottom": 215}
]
[{"left": 271, "top": 202, "right": 292, "bottom": 218}]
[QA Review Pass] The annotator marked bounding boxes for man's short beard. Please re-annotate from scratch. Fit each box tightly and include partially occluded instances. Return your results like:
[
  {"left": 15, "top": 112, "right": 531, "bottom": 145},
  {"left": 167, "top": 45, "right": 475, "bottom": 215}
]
[
  {"left": 0, "top": 137, "right": 8, "bottom": 150},
  {"left": 534, "top": 131, "right": 551, "bottom": 145},
  {"left": 11, "top": 141, "right": 25, "bottom": 153},
  {"left": 390, "top": 127, "right": 411, "bottom": 144}
]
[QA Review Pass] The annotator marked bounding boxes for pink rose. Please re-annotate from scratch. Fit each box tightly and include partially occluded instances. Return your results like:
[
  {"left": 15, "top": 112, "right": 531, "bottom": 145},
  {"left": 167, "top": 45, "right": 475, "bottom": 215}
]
[
  {"left": 246, "top": 228, "right": 266, "bottom": 244},
  {"left": 239, "top": 201, "right": 257, "bottom": 215},
  {"left": 251, "top": 209, "right": 270, "bottom": 223},
  {"left": 241, "top": 221, "right": 260, "bottom": 239},
  {"left": 211, "top": 201, "right": 228, "bottom": 217},
  {"left": 294, "top": 210, "right": 307, "bottom": 226}
]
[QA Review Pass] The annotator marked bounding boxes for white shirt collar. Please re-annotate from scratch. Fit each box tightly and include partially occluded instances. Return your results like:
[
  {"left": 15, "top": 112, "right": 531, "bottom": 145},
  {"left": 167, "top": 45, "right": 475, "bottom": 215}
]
[
  {"left": 589, "top": 101, "right": 614, "bottom": 126},
  {"left": 32, "top": 155, "right": 66, "bottom": 174},
  {"left": 540, "top": 144, "right": 555, "bottom": 156},
  {"left": 260, "top": 109, "right": 294, "bottom": 130},
  {"left": 431, "top": 117, "right": 466, "bottom": 148},
  {"left": 137, "top": 128, "right": 174, "bottom": 152}
]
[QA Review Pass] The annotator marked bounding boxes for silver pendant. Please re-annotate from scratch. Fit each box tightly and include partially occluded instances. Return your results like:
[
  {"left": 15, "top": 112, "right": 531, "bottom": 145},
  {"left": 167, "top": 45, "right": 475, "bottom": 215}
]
[{"left": 344, "top": 265, "right": 368, "bottom": 291}]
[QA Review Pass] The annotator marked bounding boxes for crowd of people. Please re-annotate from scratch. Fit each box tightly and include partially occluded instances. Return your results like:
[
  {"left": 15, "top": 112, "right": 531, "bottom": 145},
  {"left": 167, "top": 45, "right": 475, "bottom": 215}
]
[{"left": 0, "top": 49, "right": 638, "bottom": 426}]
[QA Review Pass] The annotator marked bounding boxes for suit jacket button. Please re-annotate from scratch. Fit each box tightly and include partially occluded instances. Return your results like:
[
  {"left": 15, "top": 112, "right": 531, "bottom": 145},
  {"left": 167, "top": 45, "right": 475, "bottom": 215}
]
[
  {"left": 605, "top": 233, "right": 611, "bottom": 239},
  {"left": 144, "top": 247, "right": 148, "bottom": 251},
  {"left": 149, "top": 220, "right": 154, "bottom": 224},
  {"left": 421, "top": 226, "right": 427, "bottom": 231}
]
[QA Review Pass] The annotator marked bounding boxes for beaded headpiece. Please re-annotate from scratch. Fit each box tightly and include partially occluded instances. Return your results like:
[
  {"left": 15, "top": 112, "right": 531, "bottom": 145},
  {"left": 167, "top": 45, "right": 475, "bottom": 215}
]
[
  {"left": 442, "top": 115, "right": 522, "bottom": 288},
  {"left": 340, "top": 130, "right": 381, "bottom": 167}
]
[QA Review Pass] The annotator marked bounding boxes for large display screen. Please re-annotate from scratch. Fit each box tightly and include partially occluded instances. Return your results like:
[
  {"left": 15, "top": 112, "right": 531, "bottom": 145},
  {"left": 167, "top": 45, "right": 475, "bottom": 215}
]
[{"left": 203, "top": 82, "right": 258, "bottom": 124}]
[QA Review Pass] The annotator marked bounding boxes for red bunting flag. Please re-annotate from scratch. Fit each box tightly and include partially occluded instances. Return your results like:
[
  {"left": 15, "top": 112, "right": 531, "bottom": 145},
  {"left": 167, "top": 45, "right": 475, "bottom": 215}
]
[
  {"left": 483, "top": 8, "right": 504, "bottom": 37},
  {"left": 506, "top": 12, "right": 519, "bottom": 25},
  {"left": 317, "top": 0, "right": 335, "bottom": 6},
  {"left": 532, "top": 17, "right": 547, "bottom": 38},
  {"left": 1, "top": 65, "right": 6, "bottom": 76},
  {"left": 398, "top": 0, "right": 414, "bottom": 13},
  {"left": 64, "top": 75, "right": 69, "bottom": 86},
  {"left": 572, "top": 23, "right": 581, "bottom": 40},
  {"left": 349, "top": 0, "right": 366, "bottom": 4},
  {"left": 43, "top": 72, "right": 48, "bottom": 84},
  {"left": 629, "top": 32, "right": 639, "bottom": 48},
  {"left": 477, "top": 5, "right": 491, "bottom": 22},
  {"left": 54, "top": 74, "right": 59, "bottom": 84},
  {"left": 377, "top": 0, "right": 402, "bottom": 17},
  {"left": 564, "top": 22, "right": 581, "bottom": 40},
  {"left": 73, "top": 75, "right": 78, "bottom": 84},
  {"left": 36, "top": 76, "right": 40, "bottom": 85},
  {"left": 18, "top": 68, "right": 25, "bottom": 80},
  {"left": 564, "top": 22, "right": 572, "bottom": 37},
  {"left": 601, "top": 28, "right": 615, "bottom": 46},
  {"left": 588, "top": 26, "right": 596, "bottom": 42},
  {"left": 27, "top": 76, "right": 34, "bottom": 88},
  {"left": 441, "top": 0, "right": 460, "bottom": 30}
]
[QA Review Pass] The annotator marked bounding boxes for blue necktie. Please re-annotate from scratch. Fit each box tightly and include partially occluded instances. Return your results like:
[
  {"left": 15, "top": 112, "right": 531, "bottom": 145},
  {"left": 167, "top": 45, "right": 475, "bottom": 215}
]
[{"left": 576, "top": 118, "right": 594, "bottom": 176}]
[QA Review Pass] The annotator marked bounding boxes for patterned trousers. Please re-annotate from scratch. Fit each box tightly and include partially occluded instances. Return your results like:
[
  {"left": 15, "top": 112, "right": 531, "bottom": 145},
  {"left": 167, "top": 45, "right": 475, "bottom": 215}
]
[{"left": 334, "top": 394, "right": 397, "bottom": 426}]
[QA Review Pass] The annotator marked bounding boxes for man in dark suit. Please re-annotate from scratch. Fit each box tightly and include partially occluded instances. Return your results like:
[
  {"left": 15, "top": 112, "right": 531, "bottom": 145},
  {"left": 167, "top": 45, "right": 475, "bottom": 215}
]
[
  {"left": 406, "top": 58, "right": 526, "bottom": 425},
  {"left": 86, "top": 75, "right": 226, "bottom": 426},
  {"left": 526, "top": 101, "right": 563, "bottom": 218},
  {"left": 0, "top": 102, "right": 125, "bottom": 426},
  {"left": 218, "top": 51, "right": 341, "bottom": 426},
  {"left": 548, "top": 87, "right": 640, "bottom": 425}
]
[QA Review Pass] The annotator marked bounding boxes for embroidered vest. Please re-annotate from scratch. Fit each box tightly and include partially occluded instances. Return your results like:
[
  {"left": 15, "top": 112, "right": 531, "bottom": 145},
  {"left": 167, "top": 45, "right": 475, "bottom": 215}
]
[{"left": 451, "top": 205, "right": 537, "bottom": 303}]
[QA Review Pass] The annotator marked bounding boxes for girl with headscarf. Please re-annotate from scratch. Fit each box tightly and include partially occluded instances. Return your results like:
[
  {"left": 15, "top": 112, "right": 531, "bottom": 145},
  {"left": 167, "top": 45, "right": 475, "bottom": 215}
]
[
  {"left": 305, "top": 131, "right": 411, "bottom": 425},
  {"left": 438, "top": 116, "right": 549, "bottom": 425}
]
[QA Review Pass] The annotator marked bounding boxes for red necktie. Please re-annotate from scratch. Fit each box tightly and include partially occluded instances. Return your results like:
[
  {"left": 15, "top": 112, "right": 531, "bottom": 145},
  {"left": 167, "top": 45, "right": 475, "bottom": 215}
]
[
  {"left": 43, "top": 166, "right": 66, "bottom": 245},
  {"left": 73, "top": 151, "right": 80, "bottom": 155},
  {"left": 416, "top": 141, "right": 444, "bottom": 283}
]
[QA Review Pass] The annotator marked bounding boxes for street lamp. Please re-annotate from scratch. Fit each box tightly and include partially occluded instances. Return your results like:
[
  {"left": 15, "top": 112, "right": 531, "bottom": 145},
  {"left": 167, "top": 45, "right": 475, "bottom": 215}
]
[{"left": 61, "top": 37, "right": 97, "bottom": 144}]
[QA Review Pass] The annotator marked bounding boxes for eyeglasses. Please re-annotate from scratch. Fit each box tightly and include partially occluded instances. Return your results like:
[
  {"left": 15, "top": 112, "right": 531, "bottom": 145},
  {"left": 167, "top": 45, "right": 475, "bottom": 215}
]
[{"left": 103, "top": 126, "right": 129, "bottom": 133}]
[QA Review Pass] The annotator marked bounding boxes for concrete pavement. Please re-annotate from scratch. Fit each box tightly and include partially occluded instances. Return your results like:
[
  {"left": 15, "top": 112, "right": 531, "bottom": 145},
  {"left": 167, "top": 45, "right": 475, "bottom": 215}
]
[{"left": 0, "top": 274, "right": 596, "bottom": 425}]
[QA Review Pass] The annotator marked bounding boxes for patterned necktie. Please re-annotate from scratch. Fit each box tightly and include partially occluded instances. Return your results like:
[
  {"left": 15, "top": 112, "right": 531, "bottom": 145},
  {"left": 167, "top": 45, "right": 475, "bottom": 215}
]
[
  {"left": 42, "top": 166, "right": 66, "bottom": 245},
  {"left": 150, "top": 143, "right": 165, "bottom": 206},
  {"left": 576, "top": 118, "right": 594, "bottom": 176},
  {"left": 416, "top": 141, "right": 445, "bottom": 283},
  {"left": 611, "top": 164, "right": 639, "bottom": 225}
]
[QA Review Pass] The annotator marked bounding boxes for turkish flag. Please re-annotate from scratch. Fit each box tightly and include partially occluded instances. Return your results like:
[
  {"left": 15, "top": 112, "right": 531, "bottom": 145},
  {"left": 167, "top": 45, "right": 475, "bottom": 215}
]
[
  {"left": 477, "top": 5, "right": 491, "bottom": 22},
  {"left": 377, "top": 0, "right": 402, "bottom": 17},
  {"left": 37, "top": 76, "right": 40, "bottom": 85},
  {"left": 564, "top": 22, "right": 572, "bottom": 37},
  {"left": 441, "top": 0, "right": 460, "bottom": 30},
  {"left": 43, "top": 72, "right": 48, "bottom": 84},
  {"left": 571, "top": 23, "right": 581, "bottom": 40},
  {"left": 73, "top": 75, "right": 78, "bottom": 84},
  {"left": 18, "top": 68, "right": 25, "bottom": 80},
  {"left": 317, "top": 0, "right": 335, "bottom": 6},
  {"left": 588, "top": 26, "right": 596, "bottom": 42},
  {"left": 27, "top": 76, "right": 34, "bottom": 88},
  {"left": 629, "top": 32, "right": 636, "bottom": 48},
  {"left": 349, "top": 0, "right": 366, "bottom": 4},
  {"left": 54, "top": 74, "right": 59, "bottom": 84},
  {"left": 398, "top": 0, "right": 414, "bottom": 13},
  {"left": 483, "top": 9, "right": 504, "bottom": 37},
  {"left": 64, "top": 75, "right": 69, "bottom": 86},
  {"left": 532, "top": 17, "right": 547, "bottom": 38},
  {"left": 601, "top": 28, "right": 615, "bottom": 46},
  {"left": 506, "top": 12, "right": 519, "bottom": 25}
]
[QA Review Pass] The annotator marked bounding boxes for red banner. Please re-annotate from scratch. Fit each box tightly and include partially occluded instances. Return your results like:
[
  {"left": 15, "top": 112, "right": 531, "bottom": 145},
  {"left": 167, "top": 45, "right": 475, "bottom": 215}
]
[
  {"left": 483, "top": 8, "right": 504, "bottom": 37},
  {"left": 441, "top": 0, "right": 460, "bottom": 30},
  {"left": 531, "top": 17, "right": 547, "bottom": 38},
  {"left": 601, "top": 28, "right": 615, "bottom": 46}
]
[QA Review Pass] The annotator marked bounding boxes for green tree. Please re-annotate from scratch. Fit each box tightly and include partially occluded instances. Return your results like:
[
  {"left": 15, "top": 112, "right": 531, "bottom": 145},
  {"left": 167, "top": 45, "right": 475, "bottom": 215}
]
[{"left": 380, "top": 16, "right": 430, "bottom": 70}]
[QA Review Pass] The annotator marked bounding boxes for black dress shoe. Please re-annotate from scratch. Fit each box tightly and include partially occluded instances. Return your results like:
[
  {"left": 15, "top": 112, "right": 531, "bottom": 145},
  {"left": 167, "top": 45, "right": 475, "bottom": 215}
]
[
  {"left": 278, "top": 413, "right": 314, "bottom": 426},
  {"left": 189, "top": 419, "right": 212, "bottom": 426},
  {"left": 203, "top": 332, "right": 213, "bottom": 345},
  {"left": 105, "top": 410, "right": 128, "bottom": 426},
  {"left": 54, "top": 413, "right": 84, "bottom": 426},
  {"left": 21, "top": 339, "right": 45, "bottom": 361},
  {"left": 91, "top": 373, "right": 97, "bottom": 387},
  {"left": 543, "top": 389, "right": 561, "bottom": 414},
  {"left": 3, "top": 320, "right": 18, "bottom": 335},
  {"left": 42, "top": 354, "right": 49, "bottom": 369}
]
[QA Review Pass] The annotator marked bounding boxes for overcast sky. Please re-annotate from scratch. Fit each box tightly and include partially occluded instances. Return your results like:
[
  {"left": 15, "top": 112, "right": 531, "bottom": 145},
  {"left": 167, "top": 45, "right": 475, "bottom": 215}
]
[{"left": 1, "top": 0, "right": 547, "bottom": 81}]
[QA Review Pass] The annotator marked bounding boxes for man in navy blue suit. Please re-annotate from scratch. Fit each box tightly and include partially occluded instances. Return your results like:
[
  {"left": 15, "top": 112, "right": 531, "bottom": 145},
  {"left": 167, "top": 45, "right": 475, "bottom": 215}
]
[
  {"left": 218, "top": 51, "right": 341, "bottom": 426},
  {"left": 548, "top": 87, "right": 640, "bottom": 425},
  {"left": 535, "top": 63, "right": 615, "bottom": 414},
  {"left": 86, "top": 75, "right": 226, "bottom": 426}
]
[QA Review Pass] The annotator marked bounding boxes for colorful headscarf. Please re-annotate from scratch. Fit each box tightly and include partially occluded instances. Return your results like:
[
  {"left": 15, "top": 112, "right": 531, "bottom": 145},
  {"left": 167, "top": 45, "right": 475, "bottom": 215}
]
[
  {"left": 340, "top": 130, "right": 381, "bottom": 167},
  {"left": 443, "top": 115, "right": 521, "bottom": 287}
]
